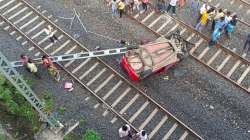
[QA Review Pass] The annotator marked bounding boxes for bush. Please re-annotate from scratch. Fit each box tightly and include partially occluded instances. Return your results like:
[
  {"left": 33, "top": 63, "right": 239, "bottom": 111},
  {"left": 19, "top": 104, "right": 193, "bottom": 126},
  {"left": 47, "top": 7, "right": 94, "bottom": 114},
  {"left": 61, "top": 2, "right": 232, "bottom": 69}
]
[
  {"left": 59, "top": 106, "right": 65, "bottom": 115},
  {"left": 43, "top": 92, "right": 54, "bottom": 113},
  {"left": 82, "top": 129, "right": 101, "bottom": 140},
  {"left": 79, "top": 117, "right": 86, "bottom": 126},
  {"left": 0, "top": 133, "right": 6, "bottom": 140},
  {"left": 0, "top": 75, "right": 39, "bottom": 126},
  {"left": 63, "top": 133, "right": 81, "bottom": 140}
]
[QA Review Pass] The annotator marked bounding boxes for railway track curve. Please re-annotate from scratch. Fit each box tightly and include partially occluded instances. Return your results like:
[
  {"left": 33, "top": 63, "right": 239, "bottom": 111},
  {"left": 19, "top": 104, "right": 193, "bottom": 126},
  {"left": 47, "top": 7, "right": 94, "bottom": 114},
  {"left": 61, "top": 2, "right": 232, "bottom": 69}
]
[
  {"left": 0, "top": 0, "right": 203, "bottom": 139},
  {"left": 124, "top": 6, "right": 250, "bottom": 93}
]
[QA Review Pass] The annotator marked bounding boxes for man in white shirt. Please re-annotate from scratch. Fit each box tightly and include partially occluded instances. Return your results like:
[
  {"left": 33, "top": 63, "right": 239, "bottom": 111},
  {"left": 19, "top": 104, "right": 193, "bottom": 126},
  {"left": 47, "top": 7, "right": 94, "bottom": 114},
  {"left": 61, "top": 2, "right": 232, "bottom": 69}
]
[
  {"left": 200, "top": 3, "right": 210, "bottom": 15},
  {"left": 118, "top": 124, "right": 132, "bottom": 139},
  {"left": 166, "top": 0, "right": 178, "bottom": 14},
  {"left": 196, "top": 3, "right": 210, "bottom": 24},
  {"left": 44, "top": 25, "right": 58, "bottom": 43}
]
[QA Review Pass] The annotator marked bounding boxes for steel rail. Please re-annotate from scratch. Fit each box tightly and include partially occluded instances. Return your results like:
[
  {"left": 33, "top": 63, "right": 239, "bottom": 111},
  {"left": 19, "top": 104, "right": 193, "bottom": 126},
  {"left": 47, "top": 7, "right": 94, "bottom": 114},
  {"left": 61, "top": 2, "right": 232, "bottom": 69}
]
[
  {"left": 0, "top": 0, "right": 205, "bottom": 139},
  {"left": 21, "top": 1, "right": 204, "bottom": 138},
  {"left": 124, "top": 6, "right": 250, "bottom": 93},
  {"left": 238, "top": 0, "right": 250, "bottom": 7},
  {"left": 146, "top": 2, "right": 250, "bottom": 63},
  {"left": 0, "top": 9, "right": 140, "bottom": 134},
  {"left": 127, "top": 3, "right": 250, "bottom": 67}
]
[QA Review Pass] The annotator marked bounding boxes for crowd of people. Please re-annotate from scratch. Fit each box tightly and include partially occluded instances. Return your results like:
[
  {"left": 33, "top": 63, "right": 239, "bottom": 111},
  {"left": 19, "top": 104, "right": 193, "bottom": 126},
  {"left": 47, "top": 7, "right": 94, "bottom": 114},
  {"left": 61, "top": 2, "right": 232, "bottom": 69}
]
[
  {"left": 106, "top": 0, "right": 249, "bottom": 51},
  {"left": 192, "top": 2, "right": 239, "bottom": 47},
  {"left": 119, "top": 124, "right": 149, "bottom": 140},
  {"left": 107, "top": 0, "right": 186, "bottom": 17},
  {"left": 20, "top": 54, "right": 60, "bottom": 82},
  {"left": 156, "top": 0, "right": 186, "bottom": 14},
  {"left": 108, "top": 0, "right": 150, "bottom": 18}
]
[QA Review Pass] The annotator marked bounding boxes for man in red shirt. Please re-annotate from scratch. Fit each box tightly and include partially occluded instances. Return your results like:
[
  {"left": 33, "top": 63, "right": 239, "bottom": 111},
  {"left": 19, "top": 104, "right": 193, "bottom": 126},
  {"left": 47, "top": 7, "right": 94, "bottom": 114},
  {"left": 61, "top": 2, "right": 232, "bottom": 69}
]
[{"left": 42, "top": 55, "right": 54, "bottom": 68}]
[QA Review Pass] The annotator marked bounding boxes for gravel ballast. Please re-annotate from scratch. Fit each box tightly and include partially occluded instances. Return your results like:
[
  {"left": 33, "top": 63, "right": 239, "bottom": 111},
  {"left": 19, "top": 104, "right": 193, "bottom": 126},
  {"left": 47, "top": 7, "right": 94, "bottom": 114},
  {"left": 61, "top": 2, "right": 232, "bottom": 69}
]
[{"left": 1, "top": 0, "right": 249, "bottom": 139}]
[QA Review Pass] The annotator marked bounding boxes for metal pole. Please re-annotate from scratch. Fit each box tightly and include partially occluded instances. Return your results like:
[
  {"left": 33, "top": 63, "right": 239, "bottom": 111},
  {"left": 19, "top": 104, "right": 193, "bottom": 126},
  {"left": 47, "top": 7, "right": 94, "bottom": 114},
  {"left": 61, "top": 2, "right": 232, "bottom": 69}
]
[{"left": 0, "top": 51, "right": 63, "bottom": 131}]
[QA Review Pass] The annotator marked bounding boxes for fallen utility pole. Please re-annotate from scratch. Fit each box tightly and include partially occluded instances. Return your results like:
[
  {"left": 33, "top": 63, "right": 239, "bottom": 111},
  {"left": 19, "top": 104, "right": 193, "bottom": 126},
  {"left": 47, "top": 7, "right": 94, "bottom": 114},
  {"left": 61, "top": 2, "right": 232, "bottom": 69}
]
[{"left": 0, "top": 51, "right": 63, "bottom": 131}]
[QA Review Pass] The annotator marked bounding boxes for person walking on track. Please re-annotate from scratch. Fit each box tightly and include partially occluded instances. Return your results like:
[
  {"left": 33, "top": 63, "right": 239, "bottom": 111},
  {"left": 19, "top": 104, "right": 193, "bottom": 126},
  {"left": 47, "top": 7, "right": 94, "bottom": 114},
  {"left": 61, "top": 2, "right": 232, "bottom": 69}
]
[
  {"left": 243, "top": 33, "right": 250, "bottom": 52},
  {"left": 117, "top": 0, "right": 126, "bottom": 18},
  {"left": 128, "top": 0, "right": 135, "bottom": 13},
  {"left": 44, "top": 25, "right": 58, "bottom": 43},
  {"left": 225, "top": 14, "right": 237, "bottom": 39},
  {"left": 142, "top": 0, "right": 149, "bottom": 12},
  {"left": 195, "top": 2, "right": 210, "bottom": 26},
  {"left": 195, "top": 7, "right": 211, "bottom": 32},
  {"left": 209, "top": 28, "right": 222, "bottom": 47},
  {"left": 134, "top": 0, "right": 141, "bottom": 12},
  {"left": 166, "top": 0, "right": 179, "bottom": 15},
  {"left": 108, "top": 0, "right": 118, "bottom": 17},
  {"left": 26, "top": 59, "right": 42, "bottom": 79},
  {"left": 190, "top": 0, "right": 201, "bottom": 18}
]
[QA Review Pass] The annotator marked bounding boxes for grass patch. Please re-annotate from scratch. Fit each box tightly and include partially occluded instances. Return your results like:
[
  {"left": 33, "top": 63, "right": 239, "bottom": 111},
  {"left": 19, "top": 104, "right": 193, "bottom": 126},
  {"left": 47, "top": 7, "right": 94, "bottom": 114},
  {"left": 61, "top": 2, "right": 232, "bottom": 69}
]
[
  {"left": 59, "top": 106, "right": 65, "bottom": 115},
  {"left": 64, "top": 132, "right": 82, "bottom": 140},
  {"left": 63, "top": 128, "right": 101, "bottom": 140},
  {"left": 42, "top": 92, "right": 54, "bottom": 113},
  {"left": 0, "top": 133, "right": 6, "bottom": 140},
  {"left": 0, "top": 75, "right": 40, "bottom": 128},
  {"left": 82, "top": 129, "right": 101, "bottom": 140},
  {"left": 79, "top": 117, "right": 86, "bottom": 126}
]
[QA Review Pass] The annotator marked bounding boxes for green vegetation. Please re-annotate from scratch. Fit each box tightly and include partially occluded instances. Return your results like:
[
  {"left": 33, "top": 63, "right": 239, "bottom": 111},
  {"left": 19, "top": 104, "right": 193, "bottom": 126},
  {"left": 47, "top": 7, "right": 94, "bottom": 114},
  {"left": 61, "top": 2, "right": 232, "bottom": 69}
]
[
  {"left": 43, "top": 92, "right": 54, "bottom": 113},
  {"left": 0, "top": 75, "right": 39, "bottom": 128},
  {"left": 63, "top": 129, "right": 101, "bottom": 140},
  {"left": 63, "top": 133, "right": 82, "bottom": 140},
  {"left": 59, "top": 106, "right": 65, "bottom": 115},
  {"left": 79, "top": 117, "right": 86, "bottom": 126},
  {"left": 0, "top": 133, "right": 6, "bottom": 140},
  {"left": 23, "top": 76, "right": 33, "bottom": 86},
  {"left": 82, "top": 129, "right": 101, "bottom": 140}
]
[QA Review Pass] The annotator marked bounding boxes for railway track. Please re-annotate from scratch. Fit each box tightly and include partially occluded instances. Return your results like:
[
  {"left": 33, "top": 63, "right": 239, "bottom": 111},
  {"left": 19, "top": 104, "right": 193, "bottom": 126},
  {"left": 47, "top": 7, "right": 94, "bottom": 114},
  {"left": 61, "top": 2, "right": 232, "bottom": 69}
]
[
  {"left": 124, "top": 5, "right": 250, "bottom": 93},
  {"left": 0, "top": 0, "right": 203, "bottom": 139}
]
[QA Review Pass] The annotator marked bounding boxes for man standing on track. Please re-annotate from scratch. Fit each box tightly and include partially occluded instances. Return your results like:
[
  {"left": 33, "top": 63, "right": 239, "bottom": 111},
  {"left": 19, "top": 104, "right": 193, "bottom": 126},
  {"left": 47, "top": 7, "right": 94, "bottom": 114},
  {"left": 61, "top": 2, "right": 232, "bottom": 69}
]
[
  {"left": 166, "top": 0, "right": 179, "bottom": 15},
  {"left": 44, "top": 25, "right": 58, "bottom": 43},
  {"left": 108, "top": 0, "right": 118, "bottom": 17},
  {"left": 243, "top": 33, "right": 250, "bottom": 52},
  {"left": 134, "top": 0, "right": 141, "bottom": 12},
  {"left": 117, "top": 0, "right": 126, "bottom": 18},
  {"left": 209, "top": 28, "right": 222, "bottom": 47},
  {"left": 142, "top": 0, "right": 149, "bottom": 12}
]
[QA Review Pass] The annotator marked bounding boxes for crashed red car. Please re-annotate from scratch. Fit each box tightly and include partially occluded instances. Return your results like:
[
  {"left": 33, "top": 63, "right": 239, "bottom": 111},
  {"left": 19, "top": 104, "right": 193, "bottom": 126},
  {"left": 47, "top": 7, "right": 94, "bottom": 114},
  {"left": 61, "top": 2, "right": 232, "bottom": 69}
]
[{"left": 121, "top": 35, "right": 189, "bottom": 81}]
